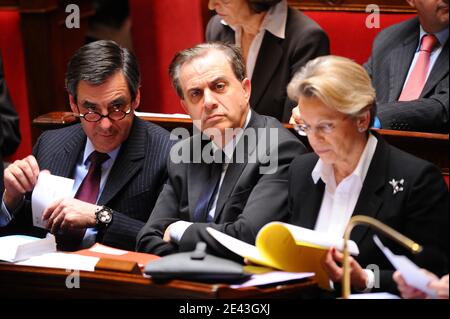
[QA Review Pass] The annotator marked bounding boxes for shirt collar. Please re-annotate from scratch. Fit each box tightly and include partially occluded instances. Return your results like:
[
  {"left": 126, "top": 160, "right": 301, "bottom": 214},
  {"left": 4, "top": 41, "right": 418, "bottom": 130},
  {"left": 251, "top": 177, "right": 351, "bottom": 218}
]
[
  {"left": 83, "top": 138, "right": 121, "bottom": 166},
  {"left": 311, "top": 133, "right": 378, "bottom": 186},
  {"left": 211, "top": 109, "right": 252, "bottom": 161},
  {"left": 220, "top": 0, "right": 287, "bottom": 40},
  {"left": 418, "top": 25, "right": 449, "bottom": 51}
]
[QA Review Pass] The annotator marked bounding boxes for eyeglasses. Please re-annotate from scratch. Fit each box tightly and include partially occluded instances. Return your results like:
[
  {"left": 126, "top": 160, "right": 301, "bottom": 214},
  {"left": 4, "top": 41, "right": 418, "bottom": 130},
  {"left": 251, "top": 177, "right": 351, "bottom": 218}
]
[
  {"left": 76, "top": 107, "right": 132, "bottom": 123},
  {"left": 293, "top": 122, "right": 335, "bottom": 136}
]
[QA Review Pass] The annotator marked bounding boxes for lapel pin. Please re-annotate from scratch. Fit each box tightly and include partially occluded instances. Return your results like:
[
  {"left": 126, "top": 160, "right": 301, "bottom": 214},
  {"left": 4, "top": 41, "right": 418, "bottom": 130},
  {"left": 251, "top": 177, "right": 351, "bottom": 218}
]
[{"left": 389, "top": 178, "right": 404, "bottom": 195}]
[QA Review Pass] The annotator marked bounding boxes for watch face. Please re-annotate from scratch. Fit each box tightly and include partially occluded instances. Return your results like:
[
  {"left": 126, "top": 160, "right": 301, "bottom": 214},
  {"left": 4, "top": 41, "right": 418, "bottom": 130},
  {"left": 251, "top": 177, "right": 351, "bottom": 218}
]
[{"left": 98, "top": 210, "right": 112, "bottom": 224}]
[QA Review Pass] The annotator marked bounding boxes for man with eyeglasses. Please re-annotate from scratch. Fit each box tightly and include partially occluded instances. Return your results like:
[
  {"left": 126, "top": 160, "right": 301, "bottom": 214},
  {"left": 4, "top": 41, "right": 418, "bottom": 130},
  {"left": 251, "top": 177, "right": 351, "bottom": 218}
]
[{"left": 0, "top": 40, "right": 174, "bottom": 251}]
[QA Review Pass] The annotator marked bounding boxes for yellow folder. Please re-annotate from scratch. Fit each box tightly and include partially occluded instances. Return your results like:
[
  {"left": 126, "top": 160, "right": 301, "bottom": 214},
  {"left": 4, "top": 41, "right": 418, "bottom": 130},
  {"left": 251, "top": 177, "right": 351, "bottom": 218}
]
[{"left": 207, "top": 222, "right": 359, "bottom": 290}]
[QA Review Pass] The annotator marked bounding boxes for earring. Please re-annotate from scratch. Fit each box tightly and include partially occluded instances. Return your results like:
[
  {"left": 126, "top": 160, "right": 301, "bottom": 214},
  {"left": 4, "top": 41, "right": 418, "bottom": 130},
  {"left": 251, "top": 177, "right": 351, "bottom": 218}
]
[{"left": 358, "top": 127, "right": 366, "bottom": 133}]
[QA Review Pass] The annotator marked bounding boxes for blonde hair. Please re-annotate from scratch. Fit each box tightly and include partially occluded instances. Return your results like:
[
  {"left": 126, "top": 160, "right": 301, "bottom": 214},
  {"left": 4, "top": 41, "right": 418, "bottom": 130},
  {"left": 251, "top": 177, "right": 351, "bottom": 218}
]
[{"left": 287, "top": 55, "right": 376, "bottom": 121}]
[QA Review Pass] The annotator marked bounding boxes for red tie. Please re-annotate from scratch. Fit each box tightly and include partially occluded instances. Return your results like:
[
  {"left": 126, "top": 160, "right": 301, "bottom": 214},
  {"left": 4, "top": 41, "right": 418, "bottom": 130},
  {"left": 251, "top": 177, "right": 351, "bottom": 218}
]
[
  {"left": 399, "top": 34, "right": 438, "bottom": 101},
  {"left": 56, "top": 151, "right": 109, "bottom": 251},
  {"left": 75, "top": 151, "right": 110, "bottom": 204}
]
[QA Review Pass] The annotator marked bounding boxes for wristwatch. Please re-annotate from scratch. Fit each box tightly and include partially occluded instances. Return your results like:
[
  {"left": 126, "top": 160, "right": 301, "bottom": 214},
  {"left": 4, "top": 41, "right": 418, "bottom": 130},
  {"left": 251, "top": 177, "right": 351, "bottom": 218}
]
[{"left": 95, "top": 206, "right": 113, "bottom": 228}]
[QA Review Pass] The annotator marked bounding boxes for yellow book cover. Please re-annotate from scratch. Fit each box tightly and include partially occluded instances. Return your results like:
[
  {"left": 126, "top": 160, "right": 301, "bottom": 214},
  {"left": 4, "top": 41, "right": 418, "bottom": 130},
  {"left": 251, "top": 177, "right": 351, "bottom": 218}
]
[{"left": 207, "top": 222, "right": 359, "bottom": 289}]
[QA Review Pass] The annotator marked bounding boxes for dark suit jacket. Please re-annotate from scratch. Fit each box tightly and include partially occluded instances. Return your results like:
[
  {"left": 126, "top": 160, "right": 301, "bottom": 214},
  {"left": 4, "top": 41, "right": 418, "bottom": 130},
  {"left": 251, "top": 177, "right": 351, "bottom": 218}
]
[
  {"left": 206, "top": 7, "right": 329, "bottom": 122},
  {"left": 365, "top": 17, "right": 449, "bottom": 133},
  {"left": 288, "top": 136, "right": 449, "bottom": 293},
  {"left": 137, "top": 111, "right": 307, "bottom": 258},
  {"left": 1, "top": 117, "right": 174, "bottom": 251},
  {"left": 0, "top": 55, "right": 21, "bottom": 192}
]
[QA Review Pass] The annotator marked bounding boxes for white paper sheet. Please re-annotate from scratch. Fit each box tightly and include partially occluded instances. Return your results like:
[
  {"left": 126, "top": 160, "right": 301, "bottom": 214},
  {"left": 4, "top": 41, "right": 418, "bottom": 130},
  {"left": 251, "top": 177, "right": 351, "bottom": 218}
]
[
  {"left": 206, "top": 227, "right": 264, "bottom": 263},
  {"left": 31, "top": 173, "right": 74, "bottom": 228},
  {"left": 89, "top": 243, "right": 127, "bottom": 256},
  {"left": 373, "top": 235, "right": 437, "bottom": 298},
  {"left": 16, "top": 252, "right": 99, "bottom": 272},
  {"left": 230, "top": 271, "right": 314, "bottom": 289},
  {"left": 135, "top": 111, "right": 190, "bottom": 119},
  {"left": 349, "top": 292, "right": 400, "bottom": 299}
]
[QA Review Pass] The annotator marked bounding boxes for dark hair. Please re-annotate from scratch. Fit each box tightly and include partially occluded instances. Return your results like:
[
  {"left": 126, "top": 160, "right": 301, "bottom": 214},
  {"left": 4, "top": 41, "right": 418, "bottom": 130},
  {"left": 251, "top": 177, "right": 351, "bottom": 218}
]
[
  {"left": 248, "top": 0, "right": 282, "bottom": 13},
  {"left": 65, "top": 40, "right": 140, "bottom": 103},
  {"left": 169, "top": 42, "right": 246, "bottom": 99}
]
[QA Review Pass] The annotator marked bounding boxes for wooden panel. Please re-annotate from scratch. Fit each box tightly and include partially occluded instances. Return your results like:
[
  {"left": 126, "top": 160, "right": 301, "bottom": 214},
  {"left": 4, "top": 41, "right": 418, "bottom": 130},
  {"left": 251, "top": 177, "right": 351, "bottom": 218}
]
[
  {"left": 0, "top": 262, "right": 318, "bottom": 298},
  {"left": 0, "top": 0, "right": 18, "bottom": 8},
  {"left": 0, "top": 0, "right": 94, "bottom": 144},
  {"left": 32, "top": 112, "right": 449, "bottom": 175},
  {"left": 288, "top": 0, "right": 416, "bottom": 12}
]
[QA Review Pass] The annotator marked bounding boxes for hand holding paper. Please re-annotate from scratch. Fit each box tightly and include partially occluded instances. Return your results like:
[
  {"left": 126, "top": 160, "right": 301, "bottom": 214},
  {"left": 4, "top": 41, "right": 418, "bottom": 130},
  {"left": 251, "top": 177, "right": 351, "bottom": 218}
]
[
  {"left": 31, "top": 172, "right": 74, "bottom": 229},
  {"left": 373, "top": 235, "right": 438, "bottom": 298}
]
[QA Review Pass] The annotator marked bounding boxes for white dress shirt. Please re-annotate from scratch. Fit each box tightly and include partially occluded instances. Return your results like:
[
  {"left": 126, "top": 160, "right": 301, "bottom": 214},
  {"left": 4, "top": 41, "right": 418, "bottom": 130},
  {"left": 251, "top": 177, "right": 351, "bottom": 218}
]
[
  {"left": 220, "top": 0, "right": 287, "bottom": 79},
  {"left": 169, "top": 110, "right": 252, "bottom": 243},
  {"left": 1, "top": 138, "right": 120, "bottom": 248},
  {"left": 312, "top": 134, "right": 378, "bottom": 291}
]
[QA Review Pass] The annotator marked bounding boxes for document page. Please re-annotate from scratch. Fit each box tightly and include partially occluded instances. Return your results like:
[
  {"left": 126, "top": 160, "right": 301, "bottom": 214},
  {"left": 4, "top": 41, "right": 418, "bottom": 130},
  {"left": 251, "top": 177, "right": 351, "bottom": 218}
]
[
  {"left": 31, "top": 173, "right": 74, "bottom": 228},
  {"left": 373, "top": 235, "right": 437, "bottom": 298}
]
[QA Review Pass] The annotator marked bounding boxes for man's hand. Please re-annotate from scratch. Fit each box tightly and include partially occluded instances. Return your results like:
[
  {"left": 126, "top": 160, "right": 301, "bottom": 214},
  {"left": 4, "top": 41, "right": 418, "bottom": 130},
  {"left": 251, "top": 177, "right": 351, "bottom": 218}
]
[
  {"left": 43, "top": 198, "right": 99, "bottom": 234},
  {"left": 3, "top": 155, "right": 41, "bottom": 210},
  {"left": 163, "top": 223, "right": 173, "bottom": 242},
  {"left": 289, "top": 105, "right": 301, "bottom": 124},
  {"left": 321, "top": 247, "right": 368, "bottom": 291}
]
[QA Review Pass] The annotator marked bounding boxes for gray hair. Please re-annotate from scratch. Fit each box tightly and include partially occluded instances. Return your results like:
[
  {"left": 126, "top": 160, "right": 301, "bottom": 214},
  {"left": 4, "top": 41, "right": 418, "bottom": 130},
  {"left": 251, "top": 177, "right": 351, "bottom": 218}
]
[{"left": 169, "top": 42, "right": 246, "bottom": 99}]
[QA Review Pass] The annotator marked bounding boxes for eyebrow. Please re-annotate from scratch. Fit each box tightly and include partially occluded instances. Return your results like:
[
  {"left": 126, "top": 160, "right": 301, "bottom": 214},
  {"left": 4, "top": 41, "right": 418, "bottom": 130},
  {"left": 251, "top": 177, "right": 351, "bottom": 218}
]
[
  {"left": 109, "top": 97, "right": 128, "bottom": 107},
  {"left": 186, "top": 76, "right": 228, "bottom": 91},
  {"left": 80, "top": 97, "right": 128, "bottom": 109},
  {"left": 81, "top": 101, "right": 97, "bottom": 109}
]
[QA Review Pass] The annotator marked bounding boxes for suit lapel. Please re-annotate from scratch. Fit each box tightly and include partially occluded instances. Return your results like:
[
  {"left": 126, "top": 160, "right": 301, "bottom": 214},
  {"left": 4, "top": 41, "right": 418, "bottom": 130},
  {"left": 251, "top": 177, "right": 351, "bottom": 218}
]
[
  {"left": 250, "top": 32, "right": 283, "bottom": 110},
  {"left": 49, "top": 126, "right": 86, "bottom": 178},
  {"left": 97, "top": 118, "right": 145, "bottom": 205},
  {"left": 389, "top": 29, "right": 419, "bottom": 101},
  {"left": 297, "top": 179, "right": 325, "bottom": 230},
  {"left": 350, "top": 137, "right": 388, "bottom": 244},
  {"left": 187, "top": 163, "right": 212, "bottom": 220},
  {"left": 213, "top": 112, "right": 263, "bottom": 221},
  {"left": 422, "top": 40, "right": 449, "bottom": 97}
]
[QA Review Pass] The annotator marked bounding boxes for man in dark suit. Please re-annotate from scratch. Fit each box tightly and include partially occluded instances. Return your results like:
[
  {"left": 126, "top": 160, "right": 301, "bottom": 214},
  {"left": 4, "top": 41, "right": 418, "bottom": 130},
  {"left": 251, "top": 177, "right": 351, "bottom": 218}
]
[
  {"left": 0, "top": 41, "right": 174, "bottom": 251},
  {"left": 0, "top": 55, "right": 21, "bottom": 193},
  {"left": 365, "top": 0, "right": 449, "bottom": 133},
  {"left": 206, "top": 0, "right": 329, "bottom": 122},
  {"left": 137, "top": 42, "right": 306, "bottom": 257}
]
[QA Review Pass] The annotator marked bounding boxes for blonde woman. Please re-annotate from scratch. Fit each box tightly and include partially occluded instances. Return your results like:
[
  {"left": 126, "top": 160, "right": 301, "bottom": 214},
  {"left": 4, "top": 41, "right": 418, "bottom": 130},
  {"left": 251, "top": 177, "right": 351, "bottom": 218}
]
[{"left": 286, "top": 56, "right": 448, "bottom": 294}]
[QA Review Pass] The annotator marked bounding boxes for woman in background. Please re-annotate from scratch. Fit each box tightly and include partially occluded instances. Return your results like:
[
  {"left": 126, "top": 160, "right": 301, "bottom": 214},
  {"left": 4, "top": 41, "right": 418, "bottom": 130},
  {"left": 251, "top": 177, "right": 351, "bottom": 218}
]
[
  {"left": 286, "top": 55, "right": 448, "bottom": 294},
  {"left": 206, "top": 0, "right": 329, "bottom": 122}
]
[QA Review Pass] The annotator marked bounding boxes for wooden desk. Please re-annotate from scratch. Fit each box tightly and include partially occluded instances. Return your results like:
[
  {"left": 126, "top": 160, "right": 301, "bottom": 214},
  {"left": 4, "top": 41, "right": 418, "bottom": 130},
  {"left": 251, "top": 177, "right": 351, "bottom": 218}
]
[
  {"left": 33, "top": 112, "right": 449, "bottom": 175},
  {"left": 0, "top": 262, "right": 318, "bottom": 299}
]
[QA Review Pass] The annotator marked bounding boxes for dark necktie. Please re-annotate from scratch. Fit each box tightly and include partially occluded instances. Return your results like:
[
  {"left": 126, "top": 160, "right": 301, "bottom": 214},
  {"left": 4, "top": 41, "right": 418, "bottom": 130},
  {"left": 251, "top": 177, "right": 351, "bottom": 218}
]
[
  {"left": 75, "top": 151, "right": 110, "bottom": 204},
  {"left": 56, "top": 151, "right": 110, "bottom": 251},
  {"left": 192, "top": 152, "right": 224, "bottom": 223}
]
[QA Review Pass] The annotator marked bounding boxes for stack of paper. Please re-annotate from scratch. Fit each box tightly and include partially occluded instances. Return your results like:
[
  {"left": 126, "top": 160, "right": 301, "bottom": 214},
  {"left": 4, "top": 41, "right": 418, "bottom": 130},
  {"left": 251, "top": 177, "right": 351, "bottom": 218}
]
[{"left": 0, "top": 234, "right": 56, "bottom": 262}]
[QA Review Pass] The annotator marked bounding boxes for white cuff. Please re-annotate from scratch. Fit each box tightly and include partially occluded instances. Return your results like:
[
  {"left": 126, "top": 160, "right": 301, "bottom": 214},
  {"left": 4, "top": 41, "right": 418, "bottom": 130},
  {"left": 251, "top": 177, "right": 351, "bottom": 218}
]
[
  {"left": 169, "top": 220, "right": 193, "bottom": 243},
  {"left": 357, "top": 269, "right": 375, "bottom": 293}
]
